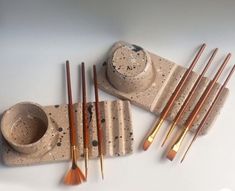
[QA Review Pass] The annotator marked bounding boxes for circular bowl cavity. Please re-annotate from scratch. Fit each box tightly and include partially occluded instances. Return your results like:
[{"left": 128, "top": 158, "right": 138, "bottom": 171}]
[
  {"left": 107, "top": 44, "right": 154, "bottom": 93},
  {"left": 1, "top": 102, "right": 57, "bottom": 155}
]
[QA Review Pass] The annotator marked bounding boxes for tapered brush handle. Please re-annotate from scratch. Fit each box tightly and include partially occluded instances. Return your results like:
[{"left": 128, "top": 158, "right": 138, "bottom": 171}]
[
  {"left": 194, "top": 64, "right": 235, "bottom": 138},
  {"left": 143, "top": 44, "right": 206, "bottom": 150},
  {"left": 185, "top": 53, "right": 231, "bottom": 129},
  {"left": 173, "top": 48, "right": 218, "bottom": 125},
  {"left": 93, "top": 65, "right": 103, "bottom": 155},
  {"left": 81, "top": 62, "right": 89, "bottom": 148},
  {"left": 66, "top": 61, "right": 77, "bottom": 146},
  {"left": 160, "top": 43, "right": 206, "bottom": 120}
]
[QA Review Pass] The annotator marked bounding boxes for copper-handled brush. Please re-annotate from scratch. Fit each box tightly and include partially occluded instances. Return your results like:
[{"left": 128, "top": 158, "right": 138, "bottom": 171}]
[
  {"left": 161, "top": 48, "right": 218, "bottom": 147},
  {"left": 64, "top": 61, "right": 86, "bottom": 185},
  {"left": 143, "top": 43, "right": 206, "bottom": 150},
  {"left": 180, "top": 64, "right": 235, "bottom": 163},
  {"left": 81, "top": 62, "right": 89, "bottom": 179},
  {"left": 167, "top": 53, "right": 231, "bottom": 161},
  {"left": 93, "top": 65, "right": 104, "bottom": 180}
]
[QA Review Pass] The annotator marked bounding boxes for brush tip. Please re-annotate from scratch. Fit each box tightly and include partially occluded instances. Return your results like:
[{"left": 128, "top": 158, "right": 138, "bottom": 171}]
[
  {"left": 64, "top": 166, "right": 86, "bottom": 186},
  {"left": 143, "top": 140, "right": 151, "bottom": 151},
  {"left": 167, "top": 149, "right": 177, "bottom": 161}
]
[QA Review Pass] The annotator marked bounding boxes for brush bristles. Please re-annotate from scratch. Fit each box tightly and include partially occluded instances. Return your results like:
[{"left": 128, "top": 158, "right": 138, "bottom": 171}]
[
  {"left": 143, "top": 140, "right": 152, "bottom": 151},
  {"left": 64, "top": 165, "right": 86, "bottom": 185},
  {"left": 167, "top": 149, "right": 177, "bottom": 161}
]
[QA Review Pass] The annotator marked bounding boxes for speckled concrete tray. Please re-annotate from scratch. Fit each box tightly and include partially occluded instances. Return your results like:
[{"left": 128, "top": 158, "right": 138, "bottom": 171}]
[
  {"left": 1, "top": 100, "right": 133, "bottom": 166},
  {"left": 97, "top": 41, "right": 229, "bottom": 135}
]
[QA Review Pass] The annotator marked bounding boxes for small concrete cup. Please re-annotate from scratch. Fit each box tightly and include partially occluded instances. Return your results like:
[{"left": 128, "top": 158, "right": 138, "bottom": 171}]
[
  {"left": 107, "top": 43, "right": 155, "bottom": 93},
  {"left": 1, "top": 102, "right": 58, "bottom": 155}
]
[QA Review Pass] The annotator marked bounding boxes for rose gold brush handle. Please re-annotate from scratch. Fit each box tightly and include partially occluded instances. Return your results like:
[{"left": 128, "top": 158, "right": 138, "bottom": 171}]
[
  {"left": 93, "top": 65, "right": 105, "bottom": 180},
  {"left": 66, "top": 61, "right": 77, "bottom": 147},
  {"left": 143, "top": 43, "right": 206, "bottom": 151},
  {"left": 167, "top": 53, "right": 231, "bottom": 161},
  {"left": 81, "top": 62, "right": 89, "bottom": 179},
  {"left": 161, "top": 48, "right": 218, "bottom": 147},
  {"left": 180, "top": 64, "right": 235, "bottom": 163}
]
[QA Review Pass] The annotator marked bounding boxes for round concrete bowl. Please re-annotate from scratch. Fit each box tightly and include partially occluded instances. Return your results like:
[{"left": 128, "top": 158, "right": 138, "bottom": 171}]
[
  {"left": 1, "top": 102, "right": 57, "bottom": 155},
  {"left": 107, "top": 44, "right": 155, "bottom": 93}
]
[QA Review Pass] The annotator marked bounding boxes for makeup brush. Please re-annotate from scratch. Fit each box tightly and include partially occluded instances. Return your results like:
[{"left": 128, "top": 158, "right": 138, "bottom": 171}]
[
  {"left": 143, "top": 43, "right": 206, "bottom": 150},
  {"left": 161, "top": 48, "right": 218, "bottom": 147},
  {"left": 81, "top": 62, "right": 89, "bottom": 179},
  {"left": 64, "top": 61, "right": 86, "bottom": 185},
  {"left": 167, "top": 53, "right": 231, "bottom": 161},
  {"left": 180, "top": 64, "right": 235, "bottom": 163},
  {"left": 93, "top": 64, "right": 104, "bottom": 180}
]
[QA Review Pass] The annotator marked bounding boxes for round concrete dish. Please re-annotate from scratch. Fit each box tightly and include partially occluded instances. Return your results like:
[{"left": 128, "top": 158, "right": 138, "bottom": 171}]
[
  {"left": 107, "top": 44, "right": 155, "bottom": 93},
  {"left": 1, "top": 102, "right": 58, "bottom": 155}
]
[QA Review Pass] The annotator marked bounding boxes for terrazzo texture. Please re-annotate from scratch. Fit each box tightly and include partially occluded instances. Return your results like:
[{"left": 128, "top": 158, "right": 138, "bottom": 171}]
[
  {"left": 1, "top": 100, "right": 133, "bottom": 166},
  {"left": 98, "top": 41, "right": 229, "bottom": 135}
]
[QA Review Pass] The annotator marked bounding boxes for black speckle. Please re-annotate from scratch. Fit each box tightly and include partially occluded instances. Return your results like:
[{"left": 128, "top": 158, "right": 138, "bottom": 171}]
[
  {"left": 92, "top": 140, "right": 98, "bottom": 147},
  {"left": 131, "top": 138, "right": 134, "bottom": 141},
  {"left": 127, "top": 66, "right": 132, "bottom": 70},
  {"left": 130, "top": 132, "right": 133, "bottom": 136},
  {"left": 57, "top": 142, "right": 61, "bottom": 146},
  {"left": 113, "top": 117, "right": 116, "bottom": 120},
  {"left": 115, "top": 136, "right": 118, "bottom": 139},
  {"left": 101, "top": 118, "right": 105, "bottom": 123},
  {"left": 132, "top": 44, "right": 143, "bottom": 52},
  {"left": 119, "top": 136, "right": 122, "bottom": 138},
  {"left": 49, "top": 113, "right": 52, "bottom": 116},
  {"left": 103, "top": 61, "right": 107, "bottom": 66},
  {"left": 54, "top": 105, "right": 59, "bottom": 108},
  {"left": 75, "top": 110, "right": 77, "bottom": 113},
  {"left": 87, "top": 104, "right": 93, "bottom": 123},
  {"left": 58, "top": 127, "right": 63, "bottom": 132},
  {"left": 80, "top": 154, "right": 84, "bottom": 157}
]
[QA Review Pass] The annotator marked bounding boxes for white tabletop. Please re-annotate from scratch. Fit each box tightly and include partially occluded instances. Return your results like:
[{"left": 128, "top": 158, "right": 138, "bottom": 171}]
[{"left": 1, "top": 0, "right": 235, "bottom": 191}]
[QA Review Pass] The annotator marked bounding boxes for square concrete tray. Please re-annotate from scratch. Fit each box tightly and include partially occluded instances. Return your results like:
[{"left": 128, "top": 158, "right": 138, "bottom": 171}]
[{"left": 1, "top": 100, "right": 133, "bottom": 166}]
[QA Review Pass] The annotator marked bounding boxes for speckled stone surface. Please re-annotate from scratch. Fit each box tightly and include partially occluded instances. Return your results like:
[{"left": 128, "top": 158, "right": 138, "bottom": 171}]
[
  {"left": 1, "top": 100, "right": 133, "bottom": 166},
  {"left": 98, "top": 41, "right": 229, "bottom": 135}
]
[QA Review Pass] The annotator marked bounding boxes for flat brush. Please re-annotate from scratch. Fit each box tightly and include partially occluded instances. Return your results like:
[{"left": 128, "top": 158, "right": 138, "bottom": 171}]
[
  {"left": 161, "top": 48, "right": 218, "bottom": 147},
  {"left": 181, "top": 64, "right": 235, "bottom": 163},
  {"left": 93, "top": 65, "right": 104, "bottom": 180},
  {"left": 143, "top": 43, "right": 206, "bottom": 150},
  {"left": 167, "top": 53, "right": 231, "bottom": 161},
  {"left": 64, "top": 61, "right": 86, "bottom": 185},
  {"left": 81, "top": 62, "right": 89, "bottom": 179}
]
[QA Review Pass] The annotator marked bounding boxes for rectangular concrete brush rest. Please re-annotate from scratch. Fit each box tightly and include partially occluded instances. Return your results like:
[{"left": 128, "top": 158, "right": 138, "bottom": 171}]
[
  {"left": 97, "top": 41, "right": 229, "bottom": 135},
  {"left": 0, "top": 100, "right": 133, "bottom": 166}
]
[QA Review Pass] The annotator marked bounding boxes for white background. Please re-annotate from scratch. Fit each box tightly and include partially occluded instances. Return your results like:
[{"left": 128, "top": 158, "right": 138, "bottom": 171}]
[{"left": 1, "top": 0, "right": 235, "bottom": 191}]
